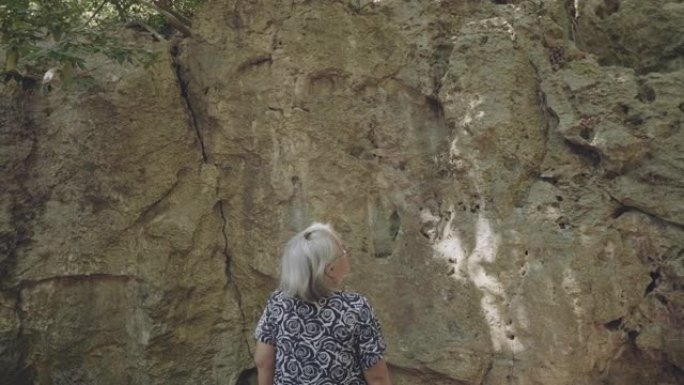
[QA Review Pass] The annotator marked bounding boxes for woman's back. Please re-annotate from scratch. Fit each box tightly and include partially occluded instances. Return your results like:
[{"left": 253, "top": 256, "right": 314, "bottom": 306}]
[{"left": 255, "top": 290, "right": 386, "bottom": 385}]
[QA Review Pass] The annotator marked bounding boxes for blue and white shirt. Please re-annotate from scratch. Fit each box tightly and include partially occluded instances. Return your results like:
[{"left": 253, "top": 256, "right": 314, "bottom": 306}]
[{"left": 255, "top": 290, "right": 387, "bottom": 385}]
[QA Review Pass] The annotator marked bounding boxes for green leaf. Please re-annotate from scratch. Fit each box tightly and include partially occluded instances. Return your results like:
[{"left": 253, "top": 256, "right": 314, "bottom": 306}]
[{"left": 2, "top": 0, "right": 206, "bottom": 86}]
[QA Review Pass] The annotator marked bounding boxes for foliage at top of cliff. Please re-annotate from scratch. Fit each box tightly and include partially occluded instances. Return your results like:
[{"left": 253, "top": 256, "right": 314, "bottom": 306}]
[{"left": 0, "top": 0, "right": 203, "bottom": 85}]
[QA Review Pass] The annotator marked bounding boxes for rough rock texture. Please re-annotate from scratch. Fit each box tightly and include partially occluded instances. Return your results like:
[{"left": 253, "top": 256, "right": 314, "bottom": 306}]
[{"left": 1, "top": 1, "right": 683, "bottom": 384}]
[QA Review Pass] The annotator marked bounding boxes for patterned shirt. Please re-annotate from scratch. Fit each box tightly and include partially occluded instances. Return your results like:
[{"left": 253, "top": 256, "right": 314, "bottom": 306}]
[{"left": 255, "top": 290, "right": 387, "bottom": 385}]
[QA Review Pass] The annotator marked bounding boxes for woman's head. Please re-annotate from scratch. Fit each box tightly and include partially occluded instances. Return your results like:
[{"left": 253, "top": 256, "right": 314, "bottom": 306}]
[{"left": 279, "top": 222, "right": 350, "bottom": 302}]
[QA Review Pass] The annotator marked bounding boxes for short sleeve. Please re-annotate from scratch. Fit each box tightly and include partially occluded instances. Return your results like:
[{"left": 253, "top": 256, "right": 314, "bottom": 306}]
[
  {"left": 356, "top": 297, "right": 387, "bottom": 370},
  {"left": 254, "top": 297, "right": 277, "bottom": 346}
]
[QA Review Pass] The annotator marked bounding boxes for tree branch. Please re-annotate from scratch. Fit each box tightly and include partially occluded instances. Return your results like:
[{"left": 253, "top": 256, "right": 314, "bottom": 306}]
[
  {"left": 125, "top": 20, "right": 166, "bottom": 41},
  {"left": 83, "top": 0, "right": 109, "bottom": 27},
  {"left": 153, "top": 0, "right": 193, "bottom": 27},
  {"left": 140, "top": 1, "right": 193, "bottom": 37}
]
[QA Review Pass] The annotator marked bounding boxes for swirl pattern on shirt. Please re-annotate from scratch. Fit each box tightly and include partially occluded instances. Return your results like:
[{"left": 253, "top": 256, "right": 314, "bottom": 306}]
[{"left": 255, "top": 290, "right": 386, "bottom": 385}]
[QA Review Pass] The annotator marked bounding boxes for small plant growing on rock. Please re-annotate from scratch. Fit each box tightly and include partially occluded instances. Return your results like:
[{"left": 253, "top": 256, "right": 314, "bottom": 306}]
[{"left": 0, "top": 0, "right": 202, "bottom": 88}]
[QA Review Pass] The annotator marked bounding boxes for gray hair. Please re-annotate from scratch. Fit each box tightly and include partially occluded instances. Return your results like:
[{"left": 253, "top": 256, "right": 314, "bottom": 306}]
[{"left": 279, "top": 222, "right": 343, "bottom": 302}]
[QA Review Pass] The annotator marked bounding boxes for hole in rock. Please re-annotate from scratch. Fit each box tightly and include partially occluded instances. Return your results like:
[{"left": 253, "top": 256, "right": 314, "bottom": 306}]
[
  {"left": 626, "top": 114, "right": 644, "bottom": 127},
  {"left": 612, "top": 205, "right": 630, "bottom": 219},
  {"left": 595, "top": 0, "right": 620, "bottom": 19},
  {"left": 348, "top": 145, "right": 364, "bottom": 158},
  {"left": 603, "top": 317, "right": 623, "bottom": 331},
  {"left": 655, "top": 294, "right": 668, "bottom": 305},
  {"left": 637, "top": 84, "right": 656, "bottom": 103},
  {"left": 627, "top": 329, "right": 639, "bottom": 341},
  {"left": 425, "top": 95, "right": 444, "bottom": 119},
  {"left": 389, "top": 210, "right": 401, "bottom": 241},
  {"left": 557, "top": 217, "right": 569, "bottom": 230},
  {"left": 579, "top": 126, "right": 593, "bottom": 140},
  {"left": 235, "top": 368, "right": 257, "bottom": 385},
  {"left": 237, "top": 55, "right": 273, "bottom": 73},
  {"left": 564, "top": 140, "right": 601, "bottom": 167},
  {"left": 616, "top": 103, "right": 630, "bottom": 114},
  {"left": 664, "top": 362, "right": 684, "bottom": 381}
]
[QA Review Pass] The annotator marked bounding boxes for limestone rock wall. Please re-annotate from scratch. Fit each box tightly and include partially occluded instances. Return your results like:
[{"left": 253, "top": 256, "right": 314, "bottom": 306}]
[{"left": 1, "top": 1, "right": 683, "bottom": 384}]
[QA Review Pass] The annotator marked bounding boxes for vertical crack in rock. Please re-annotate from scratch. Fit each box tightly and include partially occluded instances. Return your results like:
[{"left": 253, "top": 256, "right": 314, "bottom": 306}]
[
  {"left": 643, "top": 270, "right": 661, "bottom": 297},
  {"left": 218, "top": 201, "right": 252, "bottom": 356},
  {"left": 430, "top": 22, "right": 453, "bottom": 117},
  {"left": 564, "top": 0, "right": 579, "bottom": 42},
  {"left": 170, "top": 40, "right": 208, "bottom": 163},
  {"left": 530, "top": 59, "right": 556, "bottom": 170},
  {"left": 169, "top": 34, "right": 254, "bottom": 362},
  {"left": 168, "top": 36, "right": 254, "bottom": 359}
]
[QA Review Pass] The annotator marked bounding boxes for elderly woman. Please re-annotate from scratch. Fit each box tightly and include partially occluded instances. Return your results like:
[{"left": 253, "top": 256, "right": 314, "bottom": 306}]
[{"left": 254, "top": 223, "right": 392, "bottom": 385}]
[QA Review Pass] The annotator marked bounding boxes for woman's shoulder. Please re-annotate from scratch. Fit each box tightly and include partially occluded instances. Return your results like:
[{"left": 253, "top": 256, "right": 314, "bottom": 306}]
[
  {"left": 333, "top": 290, "right": 373, "bottom": 308},
  {"left": 265, "top": 289, "right": 291, "bottom": 305}
]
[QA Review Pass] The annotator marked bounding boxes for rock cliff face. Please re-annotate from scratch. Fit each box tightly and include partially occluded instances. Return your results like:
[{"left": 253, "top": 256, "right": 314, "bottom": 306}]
[{"left": 1, "top": 1, "right": 683, "bottom": 384}]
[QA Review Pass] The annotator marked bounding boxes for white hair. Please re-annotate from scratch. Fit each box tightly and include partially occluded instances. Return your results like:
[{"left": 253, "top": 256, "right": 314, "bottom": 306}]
[{"left": 279, "top": 222, "right": 343, "bottom": 302}]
